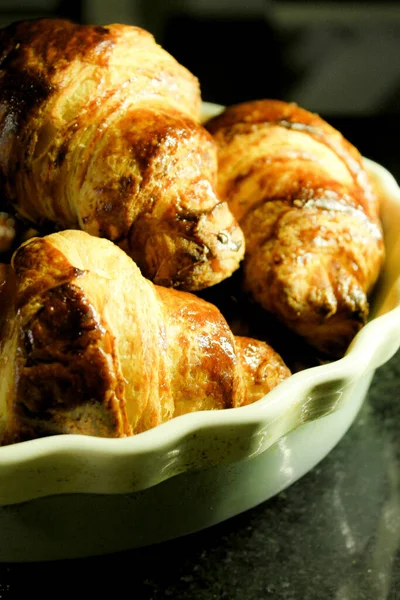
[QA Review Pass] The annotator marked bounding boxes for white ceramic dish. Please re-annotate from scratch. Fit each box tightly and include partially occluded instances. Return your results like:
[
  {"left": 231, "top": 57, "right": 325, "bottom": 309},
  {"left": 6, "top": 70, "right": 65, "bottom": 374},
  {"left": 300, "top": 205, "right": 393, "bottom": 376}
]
[{"left": 0, "top": 106, "right": 399, "bottom": 561}]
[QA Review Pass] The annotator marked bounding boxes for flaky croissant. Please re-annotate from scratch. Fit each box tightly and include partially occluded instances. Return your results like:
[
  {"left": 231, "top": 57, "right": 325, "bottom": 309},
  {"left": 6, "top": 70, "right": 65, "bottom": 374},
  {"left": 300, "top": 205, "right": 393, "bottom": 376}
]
[
  {"left": 0, "top": 230, "right": 290, "bottom": 445},
  {"left": 206, "top": 100, "right": 385, "bottom": 356},
  {"left": 0, "top": 19, "right": 244, "bottom": 290}
]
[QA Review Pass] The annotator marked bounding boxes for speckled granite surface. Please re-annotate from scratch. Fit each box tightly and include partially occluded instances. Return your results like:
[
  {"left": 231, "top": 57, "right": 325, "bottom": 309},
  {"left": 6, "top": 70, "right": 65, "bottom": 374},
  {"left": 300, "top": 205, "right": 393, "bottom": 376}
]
[{"left": 0, "top": 348, "right": 398, "bottom": 599}]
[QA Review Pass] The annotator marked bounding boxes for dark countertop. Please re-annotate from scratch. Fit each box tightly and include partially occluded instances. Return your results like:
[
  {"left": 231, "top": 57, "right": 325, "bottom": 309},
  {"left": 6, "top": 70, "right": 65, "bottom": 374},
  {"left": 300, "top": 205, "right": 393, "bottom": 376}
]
[
  {"left": 0, "top": 348, "right": 398, "bottom": 599},
  {"left": 0, "top": 117, "right": 399, "bottom": 598}
]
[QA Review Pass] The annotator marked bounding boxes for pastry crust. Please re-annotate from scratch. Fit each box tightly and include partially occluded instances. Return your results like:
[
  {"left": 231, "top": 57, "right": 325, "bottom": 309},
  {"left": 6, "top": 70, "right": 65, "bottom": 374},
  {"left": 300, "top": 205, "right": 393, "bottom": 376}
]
[
  {"left": 0, "top": 230, "right": 289, "bottom": 444},
  {"left": 0, "top": 19, "right": 244, "bottom": 290},
  {"left": 206, "top": 100, "right": 385, "bottom": 355}
]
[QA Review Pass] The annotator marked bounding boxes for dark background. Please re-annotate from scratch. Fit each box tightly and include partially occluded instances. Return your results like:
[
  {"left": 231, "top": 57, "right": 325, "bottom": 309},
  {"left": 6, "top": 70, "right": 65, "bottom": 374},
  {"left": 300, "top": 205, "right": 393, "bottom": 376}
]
[{"left": 1, "top": 0, "right": 400, "bottom": 117}]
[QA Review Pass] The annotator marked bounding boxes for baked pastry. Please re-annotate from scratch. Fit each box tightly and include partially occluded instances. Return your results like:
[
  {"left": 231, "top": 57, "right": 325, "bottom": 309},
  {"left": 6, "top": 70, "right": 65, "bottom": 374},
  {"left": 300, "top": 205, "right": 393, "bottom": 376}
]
[
  {"left": 0, "top": 18, "right": 244, "bottom": 290},
  {"left": 0, "top": 211, "right": 15, "bottom": 254},
  {"left": 206, "top": 100, "right": 385, "bottom": 355},
  {"left": 0, "top": 230, "right": 290, "bottom": 445},
  {"left": 0, "top": 202, "right": 40, "bottom": 261}
]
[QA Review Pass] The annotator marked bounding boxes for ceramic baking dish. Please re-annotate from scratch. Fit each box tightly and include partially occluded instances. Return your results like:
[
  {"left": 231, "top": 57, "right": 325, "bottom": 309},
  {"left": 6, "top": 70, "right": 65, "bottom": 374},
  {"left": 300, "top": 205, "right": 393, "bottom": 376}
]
[{"left": 0, "top": 106, "right": 399, "bottom": 561}]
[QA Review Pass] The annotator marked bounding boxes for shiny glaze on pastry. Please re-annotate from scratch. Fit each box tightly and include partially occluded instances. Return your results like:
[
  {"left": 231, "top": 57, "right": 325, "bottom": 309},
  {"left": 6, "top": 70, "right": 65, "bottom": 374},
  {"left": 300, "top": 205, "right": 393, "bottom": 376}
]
[
  {"left": 206, "top": 100, "right": 384, "bottom": 355},
  {"left": 0, "top": 230, "right": 289, "bottom": 444},
  {"left": 0, "top": 19, "right": 244, "bottom": 290}
]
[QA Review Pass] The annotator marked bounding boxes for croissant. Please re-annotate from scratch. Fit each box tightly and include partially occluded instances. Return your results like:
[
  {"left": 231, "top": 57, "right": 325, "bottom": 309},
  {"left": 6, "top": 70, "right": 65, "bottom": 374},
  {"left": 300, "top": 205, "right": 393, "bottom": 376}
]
[
  {"left": 0, "top": 230, "right": 290, "bottom": 445},
  {"left": 206, "top": 100, "right": 385, "bottom": 356},
  {"left": 0, "top": 19, "right": 244, "bottom": 290}
]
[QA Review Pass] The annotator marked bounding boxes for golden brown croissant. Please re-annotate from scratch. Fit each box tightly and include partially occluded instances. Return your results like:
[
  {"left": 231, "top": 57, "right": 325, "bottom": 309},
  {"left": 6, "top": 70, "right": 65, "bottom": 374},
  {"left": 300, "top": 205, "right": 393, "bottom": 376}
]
[
  {"left": 206, "top": 100, "right": 385, "bottom": 356},
  {"left": 0, "top": 230, "right": 289, "bottom": 445},
  {"left": 0, "top": 19, "right": 244, "bottom": 290}
]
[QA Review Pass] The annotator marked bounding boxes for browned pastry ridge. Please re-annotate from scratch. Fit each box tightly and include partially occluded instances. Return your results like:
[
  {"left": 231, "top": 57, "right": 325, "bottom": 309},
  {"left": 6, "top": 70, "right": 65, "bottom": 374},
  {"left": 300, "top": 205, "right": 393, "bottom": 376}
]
[
  {"left": 0, "top": 230, "right": 290, "bottom": 445},
  {"left": 0, "top": 18, "right": 244, "bottom": 290},
  {"left": 206, "top": 100, "right": 385, "bottom": 356}
]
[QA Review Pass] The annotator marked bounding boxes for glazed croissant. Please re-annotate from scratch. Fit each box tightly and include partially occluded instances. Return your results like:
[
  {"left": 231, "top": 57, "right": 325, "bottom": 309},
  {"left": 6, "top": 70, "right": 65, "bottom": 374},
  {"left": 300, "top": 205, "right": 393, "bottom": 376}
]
[
  {"left": 0, "top": 230, "right": 289, "bottom": 445},
  {"left": 0, "top": 19, "right": 244, "bottom": 290},
  {"left": 206, "top": 100, "right": 385, "bottom": 356}
]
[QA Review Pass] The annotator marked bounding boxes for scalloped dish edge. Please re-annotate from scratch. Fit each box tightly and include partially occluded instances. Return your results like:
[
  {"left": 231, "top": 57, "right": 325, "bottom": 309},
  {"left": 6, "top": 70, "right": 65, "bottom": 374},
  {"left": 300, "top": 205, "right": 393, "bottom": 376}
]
[{"left": 0, "top": 138, "right": 399, "bottom": 505}]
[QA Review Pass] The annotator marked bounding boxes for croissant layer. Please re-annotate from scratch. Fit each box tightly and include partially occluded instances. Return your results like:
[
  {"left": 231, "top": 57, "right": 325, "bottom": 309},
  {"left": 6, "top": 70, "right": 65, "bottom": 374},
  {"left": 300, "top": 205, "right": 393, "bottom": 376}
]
[
  {"left": 206, "top": 100, "right": 385, "bottom": 355},
  {"left": 0, "top": 19, "right": 244, "bottom": 289},
  {"left": 0, "top": 230, "right": 289, "bottom": 444}
]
